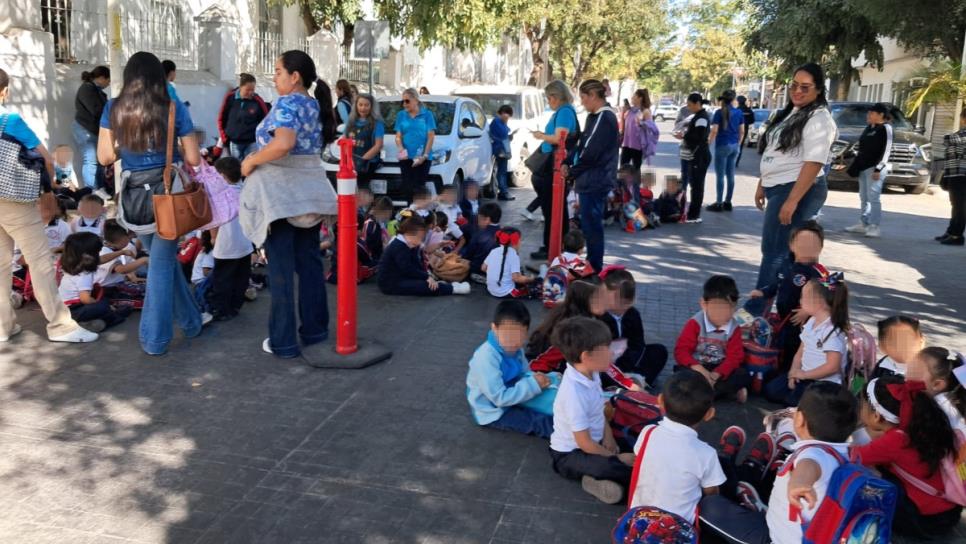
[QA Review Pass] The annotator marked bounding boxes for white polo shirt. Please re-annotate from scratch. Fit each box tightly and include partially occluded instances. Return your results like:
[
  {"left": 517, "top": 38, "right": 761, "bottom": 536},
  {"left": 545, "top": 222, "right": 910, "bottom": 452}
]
[
  {"left": 484, "top": 245, "right": 521, "bottom": 298},
  {"left": 550, "top": 365, "right": 605, "bottom": 453},
  {"left": 799, "top": 317, "right": 847, "bottom": 383},
  {"left": 760, "top": 107, "right": 836, "bottom": 188},
  {"left": 767, "top": 440, "right": 848, "bottom": 544},
  {"left": 630, "top": 419, "right": 725, "bottom": 521}
]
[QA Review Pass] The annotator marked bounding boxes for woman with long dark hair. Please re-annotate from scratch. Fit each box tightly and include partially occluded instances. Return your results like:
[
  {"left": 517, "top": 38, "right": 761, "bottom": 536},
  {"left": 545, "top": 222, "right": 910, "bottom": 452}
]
[
  {"left": 98, "top": 51, "right": 201, "bottom": 355},
  {"left": 755, "top": 63, "right": 836, "bottom": 288},
  {"left": 620, "top": 88, "right": 652, "bottom": 172},
  {"left": 239, "top": 50, "right": 338, "bottom": 359},
  {"left": 707, "top": 89, "right": 744, "bottom": 212},
  {"left": 334, "top": 79, "right": 353, "bottom": 125},
  {"left": 73, "top": 65, "right": 110, "bottom": 191}
]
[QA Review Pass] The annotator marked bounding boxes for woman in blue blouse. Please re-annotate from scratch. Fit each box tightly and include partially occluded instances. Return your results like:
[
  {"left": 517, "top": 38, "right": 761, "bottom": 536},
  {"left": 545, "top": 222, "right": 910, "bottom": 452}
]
[
  {"left": 707, "top": 89, "right": 744, "bottom": 212},
  {"left": 394, "top": 88, "right": 436, "bottom": 204}
]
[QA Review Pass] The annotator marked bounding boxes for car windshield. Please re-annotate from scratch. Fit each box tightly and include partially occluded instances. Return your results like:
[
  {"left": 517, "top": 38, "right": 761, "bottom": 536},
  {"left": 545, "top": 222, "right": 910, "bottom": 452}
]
[
  {"left": 454, "top": 94, "right": 521, "bottom": 117},
  {"left": 380, "top": 101, "right": 456, "bottom": 136},
  {"left": 754, "top": 110, "right": 770, "bottom": 122},
  {"left": 831, "top": 104, "right": 914, "bottom": 130}
]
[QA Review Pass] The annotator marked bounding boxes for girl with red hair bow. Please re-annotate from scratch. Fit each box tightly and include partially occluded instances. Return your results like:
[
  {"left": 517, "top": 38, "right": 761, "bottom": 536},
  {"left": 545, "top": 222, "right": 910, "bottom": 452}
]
[{"left": 482, "top": 227, "right": 540, "bottom": 299}]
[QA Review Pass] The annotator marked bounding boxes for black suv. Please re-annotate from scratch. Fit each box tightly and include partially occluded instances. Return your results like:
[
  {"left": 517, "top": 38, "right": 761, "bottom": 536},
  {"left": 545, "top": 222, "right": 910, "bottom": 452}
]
[{"left": 827, "top": 102, "right": 933, "bottom": 194}]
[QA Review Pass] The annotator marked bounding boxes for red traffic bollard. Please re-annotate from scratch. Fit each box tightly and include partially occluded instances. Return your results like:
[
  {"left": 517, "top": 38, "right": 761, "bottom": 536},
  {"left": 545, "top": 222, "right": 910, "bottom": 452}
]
[{"left": 547, "top": 128, "right": 569, "bottom": 263}]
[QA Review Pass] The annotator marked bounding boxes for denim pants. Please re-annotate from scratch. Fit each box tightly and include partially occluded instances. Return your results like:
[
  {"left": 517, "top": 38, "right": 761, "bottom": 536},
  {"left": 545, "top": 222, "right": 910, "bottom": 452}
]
[
  {"left": 714, "top": 143, "right": 739, "bottom": 204},
  {"left": 495, "top": 157, "right": 510, "bottom": 197},
  {"left": 578, "top": 190, "right": 608, "bottom": 272},
  {"left": 71, "top": 121, "right": 98, "bottom": 189},
  {"left": 263, "top": 219, "right": 329, "bottom": 358},
  {"left": 857, "top": 167, "right": 883, "bottom": 226},
  {"left": 230, "top": 142, "right": 256, "bottom": 161},
  {"left": 486, "top": 406, "right": 553, "bottom": 438},
  {"left": 138, "top": 233, "right": 203, "bottom": 355},
  {"left": 756, "top": 178, "right": 828, "bottom": 288}
]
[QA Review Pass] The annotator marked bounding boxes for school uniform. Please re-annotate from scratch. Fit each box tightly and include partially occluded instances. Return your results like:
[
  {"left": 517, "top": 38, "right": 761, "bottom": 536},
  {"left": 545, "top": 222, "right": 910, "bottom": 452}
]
[
  {"left": 870, "top": 356, "right": 906, "bottom": 380},
  {"left": 44, "top": 219, "right": 72, "bottom": 250},
  {"left": 378, "top": 236, "right": 453, "bottom": 296},
  {"left": 459, "top": 197, "right": 480, "bottom": 238},
  {"left": 95, "top": 244, "right": 144, "bottom": 306},
  {"left": 71, "top": 215, "right": 105, "bottom": 238},
  {"left": 630, "top": 419, "right": 725, "bottom": 521},
  {"left": 209, "top": 187, "right": 254, "bottom": 318},
  {"left": 600, "top": 308, "right": 668, "bottom": 386},
  {"left": 764, "top": 317, "right": 847, "bottom": 406},
  {"left": 549, "top": 365, "right": 633, "bottom": 486},
  {"left": 460, "top": 223, "right": 499, "bottom": 274},
  {"left": 58, "top": 271, "right": 127, "bottom": 328},
  {"left": 674, "top": 311, "right": 750, "bottom": 398}
]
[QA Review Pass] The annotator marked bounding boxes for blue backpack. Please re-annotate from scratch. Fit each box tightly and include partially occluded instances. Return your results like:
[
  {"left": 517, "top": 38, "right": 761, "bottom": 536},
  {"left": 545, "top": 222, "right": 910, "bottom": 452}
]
[
  {"left": 612, "top": 506, "right": 696, "bottom": 544},
  {"left": 780, "top": 444, "right": 897, "bottom": 544}
]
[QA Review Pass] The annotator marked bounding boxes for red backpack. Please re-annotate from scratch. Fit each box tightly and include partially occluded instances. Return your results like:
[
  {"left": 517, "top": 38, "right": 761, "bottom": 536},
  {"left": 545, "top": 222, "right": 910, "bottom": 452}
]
[{"left": 610, "top": 391, "right": 662, "bottom": 452}]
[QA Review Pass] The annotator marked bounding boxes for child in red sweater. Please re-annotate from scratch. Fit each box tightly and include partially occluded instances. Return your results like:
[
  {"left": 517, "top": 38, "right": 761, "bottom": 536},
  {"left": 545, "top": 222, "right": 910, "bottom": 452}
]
[
  {"left": 674, "top": 275, "right": 750, "bottom": 403},
  {"left": 851, "top": 376, "right": 962, "bottom": 539}
]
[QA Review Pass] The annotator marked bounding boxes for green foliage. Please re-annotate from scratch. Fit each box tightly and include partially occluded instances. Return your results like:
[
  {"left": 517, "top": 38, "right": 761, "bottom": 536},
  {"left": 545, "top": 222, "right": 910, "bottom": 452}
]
[
  {"left": 375, "top": 0, "right": 510, "bottom": 51},
  {"left": 847, "top": 0, "right": 966, "bottom": 61},
  {"left": 679, "top": 0, "right": 744, "bottom": 94},
  {"left": 903, "top": 62, "right": 966, "bottom": 115}
]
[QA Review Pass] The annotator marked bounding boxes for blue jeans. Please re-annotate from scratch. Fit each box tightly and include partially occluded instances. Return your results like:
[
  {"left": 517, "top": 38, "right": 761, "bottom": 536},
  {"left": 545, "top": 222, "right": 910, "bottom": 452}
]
[
  {"left": 486, "top": 406, "right": 553, "bottom": 438},
  {"left": 138, "top": 233, "right": 203, "bottom": 355},
  {"left": 495, "top": 157, "right": 509, "bottom": 196},
  {"left": 857, "top": 168, "right": 883, "bottom": 226},
  {"left": 71, "top": 121, "right": 97, "bottom": 189},
  {"left": 714, "top": 143, "right": 739, "bottom": 204},
  {"left": 230, "top": 142, "right": 256, "bottom": 160},
  {"left": 756, "top": 178, "right": 828, "bottom": 288},
  {"left": 578, "top": 190, "right": 608, "bottom": 272},
  {"left": 263, "top": 219, "right": 329, "bottom": 358}
]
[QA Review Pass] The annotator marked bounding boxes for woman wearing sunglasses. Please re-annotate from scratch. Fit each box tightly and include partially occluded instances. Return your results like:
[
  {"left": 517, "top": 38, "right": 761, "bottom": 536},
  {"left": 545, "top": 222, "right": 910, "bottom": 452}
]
[
  {"left": 755, "top": 63, "right": 836, "bottom": 290},
  {"left": 395, "top": 88, "right": 436, "bottom": 204}
]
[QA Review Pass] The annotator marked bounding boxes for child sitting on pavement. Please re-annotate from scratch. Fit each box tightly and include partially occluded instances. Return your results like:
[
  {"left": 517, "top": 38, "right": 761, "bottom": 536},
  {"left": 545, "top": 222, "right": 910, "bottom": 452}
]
[
  {"left": 598, "top": 267, "right": 668, "bottom": 388},
  {"left": 549, "top": 229, "right": 594, "bottom": 276},
  {"left": 403, "top": 185, "right": 435, "bottom": 220},
  {"left": 870, "top": 315, "right": 924, "bottom": 380},
  {"left": 674, "top": 275, "right": 751, "bottom": 403},
  {"left": 549, "top": 316, "right": 635, "bottom": 504},
  {"left": 59, "top": 232, "right": 132, "bottom": 331},
  {"left": 377, "top": 213, "right": 470, "bottom": 296},
  {"left": 654, "top": 176, "right": 685, "bottom": 224},
  {"left": 43, "top": 198, "right": 72, "bottom": 254},
  {"left": 461, "top": 202, "right": 502, "bottom": 280},
  {"left": 459, "top": 180, "right": 481, "bottom": 238},
  {"left": 466, "top": 301, "right": 555, "bottom": 438},
  {"left": 96, "top": 221, "right": 147, "bottom": 307},
  {"left": 483, "top": 227, "right": 540, "bottom": 299},
  {"left": 629, "top": 369, "right": 725, "bottom": 522},
  {"left": 71, "top": 193, "right": 106, "bottom": 238},
  {"left": 527, "top": 277, "right": 607, "bottom": 373}
]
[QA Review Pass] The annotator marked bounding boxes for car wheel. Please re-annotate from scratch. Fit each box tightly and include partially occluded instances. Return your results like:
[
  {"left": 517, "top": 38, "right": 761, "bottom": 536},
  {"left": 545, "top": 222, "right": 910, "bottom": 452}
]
[{"left": 905, "top": 182, "right": 928, "bottom": 195}]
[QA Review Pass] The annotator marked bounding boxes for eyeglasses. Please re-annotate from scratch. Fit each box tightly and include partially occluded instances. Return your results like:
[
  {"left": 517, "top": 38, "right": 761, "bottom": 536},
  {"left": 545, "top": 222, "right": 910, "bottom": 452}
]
[
  {"left": 789, "top": 82, "right": 815, "bottom": 93},
  {"left": 402, "top": 99, "right": 412, "bottom": 104}
]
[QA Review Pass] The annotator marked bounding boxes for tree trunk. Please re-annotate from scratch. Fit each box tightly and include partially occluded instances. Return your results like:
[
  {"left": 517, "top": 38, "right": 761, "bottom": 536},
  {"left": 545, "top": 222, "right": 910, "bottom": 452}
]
[
  {"left": 299, "top": 0, "right": 320, "bottom": 35},
  {"left": 525, "top": 24, "right": 549, "bottom": 87},
  {"left": 836, "top": 62, "right": 853, "bottom": 101},
  {"left": 343, "top": 22, "right": 355, "bottom": 49}
]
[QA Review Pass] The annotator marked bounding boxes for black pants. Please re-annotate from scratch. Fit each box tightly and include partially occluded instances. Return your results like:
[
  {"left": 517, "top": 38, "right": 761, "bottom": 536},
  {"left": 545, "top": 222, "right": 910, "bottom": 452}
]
[
  {"left": 675, "top": 364, "right": 752, "bottom": 399},
  {"left": 526, "top": 197, "right": 540, "bottom": 213},
  {"left": 698, "top": 495, "right": 770, "bottom": 544},
  {"left": 947, "top": 179, "right": 966, "bottom": 237},
  {"left": 399, "top": 159, "right": 431, "bottom": 203},
  {"left": 549, "top": 448, "right": 632, "bottom": 487},
  {"left": 615, "top": 343, "right": 669, "bottom": 386},
  {"left": 69, "top": 300, "right": 127, "bottom": 329},
  {"left": 534, "top": 173, "right": 569, "bottom": 250},
  {"left": 736, "top": 133, "right": 748, "bottom": 167},
  {"left": 620, "top": 146, "right": 643, "bottom": 171},
  {"left": 883, "top": 471, "right": 963, "bottom": 539},
  {"left": 687, "top": 153, "right": 710, "bottom": 220},
  {"left": 208, "top": 254, "right": 252, "bottom": 317},
  {"left": 381, "top": 278, "right": 454, "bottom": 297}
]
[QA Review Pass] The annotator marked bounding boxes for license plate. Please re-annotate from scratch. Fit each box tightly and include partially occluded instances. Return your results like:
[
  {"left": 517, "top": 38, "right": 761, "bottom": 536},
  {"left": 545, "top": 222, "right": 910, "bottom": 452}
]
[{"left": 371, "top": 179, "right": 387, "bottom": 194}]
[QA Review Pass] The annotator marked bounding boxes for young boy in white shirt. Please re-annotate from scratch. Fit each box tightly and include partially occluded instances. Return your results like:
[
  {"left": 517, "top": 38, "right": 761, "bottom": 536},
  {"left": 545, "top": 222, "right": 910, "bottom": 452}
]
[
  {"left": 697, "top": 382, "right": 859, "bottom": 544},
  {"left": 549, "top": 316, "right": 634, "bottom": 504},
  {"left": 629, "top": 369, "right": 725, "bottom": 522}
]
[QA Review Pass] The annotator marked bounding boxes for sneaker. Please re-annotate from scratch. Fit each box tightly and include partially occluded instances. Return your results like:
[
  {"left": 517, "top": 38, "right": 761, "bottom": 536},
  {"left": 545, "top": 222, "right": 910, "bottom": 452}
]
[
  {"left": 93, "top": 188, "right": 112, "bottom": 202},
  {"left": 244, "top": 287, "right": 258, "bottom": 301},
  {"left": 580, "top": 475, "right": 622, "bottom": 504},
  {"left": 78, "top": 319, "right": 106, "bottom": 333},
  {"left": 935, "top": 233, "right": 951, "bottom": 241},
  {"left": 736, "top": 481, "right": 767, "bottom": 513},
  {"left": 10, "top": 291, "right": 23, "bottom": 309},
  {"left": 530, "top": 249, "right": 548, "bottom": 260},
  {"left": 845, "top": 223, "right": 866, "bottom": 234},
  {"left": 941, "top": 235, "right": 965, "bottom": 246},
  {"left": 745, "top": 432, "right": 777, "bottom": 470},
  {"left": 0, "top": 324, "right": 22, "bottom": 342},
  {"left": 722, "top": 202, "right": 733, "bottom": 211},
  {"left": 685, "top": 217, "right": 703, "bottom": 224},
  {"left": 262, "top": 338, "right": 273, "bottom": 355},
  {"left": 864, "top": 225, "right": 881, "bottom": 238},
  {"left": 719, "top": 425, "right": 746, "bottom": 462},
  {"left": 648, "top": 212, "right": 661, "bottom": 227},
  {"left": 775, "top": 432, "right": 797, "bottom": 453},
  {"left": 201, "top": 312, "right": 214, "bottom": 326},
  {"left": 49, "top": 326, "right": 99, "bottom": 343},
  {"left": 498, "top": 194, "right": 516, "bottom": 201},
  {"left": 451, "top": 281, "right": 471, "bottom": 295},
  {"left": 469, "top": 273, "right": 487, "bottom": 285},
  {"left": 521, "top": 210, "right": 536, "bottom": 221},
  {"left": 706, "top": 203, "right": 724, "bottom": 212}
]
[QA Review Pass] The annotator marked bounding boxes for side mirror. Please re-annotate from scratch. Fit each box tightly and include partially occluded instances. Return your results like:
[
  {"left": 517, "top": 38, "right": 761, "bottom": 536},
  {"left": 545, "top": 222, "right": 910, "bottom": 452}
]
[{"left": 461, "top": 126, "right": 484, "bottom": 139}]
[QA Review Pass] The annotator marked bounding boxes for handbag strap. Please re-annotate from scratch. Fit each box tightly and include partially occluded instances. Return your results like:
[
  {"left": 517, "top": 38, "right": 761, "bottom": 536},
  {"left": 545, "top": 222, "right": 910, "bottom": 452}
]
[
  {"left": 0, "top": 113, "right": 8, "bottom": 138},
  {"left": 162, "top": 101, "right": 176, "bottom": 195}
]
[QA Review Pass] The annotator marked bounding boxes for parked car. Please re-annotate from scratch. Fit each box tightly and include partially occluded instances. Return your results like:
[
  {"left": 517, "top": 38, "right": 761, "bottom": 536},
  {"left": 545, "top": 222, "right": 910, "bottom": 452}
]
[
  {"left": 451, "top": 85, "right": 549, "bottom": 187},
  {"left": 322, "top": 95, "right": 495, "bottom": 204},
  {"left": 827, "top": 102, "right": 932, "bottom": 194},
  {"left": 653, "top": 103, "right": 680, "bottom": 122},
  {"left": 746, "top": 108, "right": 771, "bottom": 147}
]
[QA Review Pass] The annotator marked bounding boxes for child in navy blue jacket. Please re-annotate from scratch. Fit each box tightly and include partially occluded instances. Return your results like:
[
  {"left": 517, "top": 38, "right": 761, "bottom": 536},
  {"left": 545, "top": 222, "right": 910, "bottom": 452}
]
[
  {"left": 460, "top": 202, "right": 502, "bottom": 276},
  {"left": 378, "top": 213, "right": 471, "bottom": 296}
]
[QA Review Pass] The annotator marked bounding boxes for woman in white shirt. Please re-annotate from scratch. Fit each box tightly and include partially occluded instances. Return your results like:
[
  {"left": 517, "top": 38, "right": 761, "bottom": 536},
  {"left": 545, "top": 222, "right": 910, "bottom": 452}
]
[{"left": 755, "top": 63, "right": 837, "bottom": 289}]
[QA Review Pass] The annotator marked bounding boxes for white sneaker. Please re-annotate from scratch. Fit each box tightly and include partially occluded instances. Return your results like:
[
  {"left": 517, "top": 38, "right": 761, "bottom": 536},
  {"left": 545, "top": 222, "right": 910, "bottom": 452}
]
[
  {"left": 845, "top": 223, "right": 866, "bottom": 234},
  {"left": 521, "top": 210, "right": 536, "bottom": 221},
  {"left": 262, "top": 338, "right": 273, "bottom": 354},
  {"left": 865, "top": 225, "right": 881, "bottom": 238},
  {"left": 686, "top": 217, "right": 703, "bottom": 224},
  {"left": 10, "top": 291, "right": 23, "bottom": 309},
  {"left": 244, "top": 287, "right": 258, "bottom": 301},
  {"left": 451, "top": 282, "right": 471, "bottom": 295},
  {"left": 49, "top": 327, "right": 99, "bottom": 343},
  {"left": 580, "top": 475, "right": 622, "bottom": 504},
  {"left": 201, "top": 312, "right": 214, "bottom": 326},
  {"left": 0, "top": 324, "right": 22, "bottom": 342}
]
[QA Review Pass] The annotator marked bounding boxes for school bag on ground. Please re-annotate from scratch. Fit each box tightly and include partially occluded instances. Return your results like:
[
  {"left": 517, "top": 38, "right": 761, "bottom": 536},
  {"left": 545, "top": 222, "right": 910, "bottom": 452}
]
[
  {"left": 613, "top": 505, "right": 697, "bottom": 544},
  {"left": 541, "top": 254, "right": 594, "bottom": 308},
  {"left": 609, "top": 391, "right": 662, "bottom": 452},
  {"left": 780, "top": 444, "right": 896, "bottom": 544},
  {"left": 845, "top": 323, "right": 878, "bottom": 395}
]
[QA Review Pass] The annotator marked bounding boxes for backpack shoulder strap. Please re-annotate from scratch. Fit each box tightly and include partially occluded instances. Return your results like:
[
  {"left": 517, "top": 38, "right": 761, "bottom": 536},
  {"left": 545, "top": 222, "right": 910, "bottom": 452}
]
[
  {"left": 890, "top": 462, "right": 943, "bottom": 498},
  {"left": 626, "top": 424, "right": 659, "bottom": 508},
  {"left": 779, "top": 443, "right": 846, "bottom": 477}
]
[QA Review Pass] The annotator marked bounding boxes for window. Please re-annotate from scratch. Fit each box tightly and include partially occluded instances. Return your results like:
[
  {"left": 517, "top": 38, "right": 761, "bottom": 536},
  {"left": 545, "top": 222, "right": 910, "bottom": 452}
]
[
  {"left": 380, "top": 101, "right": 455, "bottom": 136},
  {"left": 148, "top": 0, "right": 186, "bottom": 54},
  {"left": 41, "top": 0, "right": 73, "bottom": 63},
  {"left": 258, "top": 0, "right": 283, "bottom": 33}
]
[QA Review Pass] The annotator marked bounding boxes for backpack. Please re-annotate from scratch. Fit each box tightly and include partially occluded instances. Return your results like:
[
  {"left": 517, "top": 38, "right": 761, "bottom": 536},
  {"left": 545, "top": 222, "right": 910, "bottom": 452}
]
[
  {"left": 845, "top": 323, "right": 878, "bottom": 395},
  {"left": 612, "top": 506, "right": 697, "bottom": 544},
  {"left": 889, "top": 429, "right": 966, "bottom": 507},
  {"left": 741, "top": 314, "right": 790, "bottom": 380},
  {"left": 609, "top": 392, "right": 662, "bottom": 452},
  {"left": 194, "top": 161, "right": 240, "bottom": 232},
  {"left": 780, "top": 444, "right": 897, "bottom": 544},
  {"left": 541, "top": 255, "right": 594, "bottom": 308}
]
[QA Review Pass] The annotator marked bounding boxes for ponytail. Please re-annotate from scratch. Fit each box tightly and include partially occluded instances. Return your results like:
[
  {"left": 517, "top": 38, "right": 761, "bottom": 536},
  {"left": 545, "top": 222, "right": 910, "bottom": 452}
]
[
  {"left": 920, "top": 347, "right": 966, "bottom": 420},
  {"left": 809, "top": 274, "right": 850, "bottom": 333},
  {"left": 494, "top": 227, "right": 521, "bottom": 285},
  {"left": 81, "top": 65, "right": 110, "bottom": 83},
  {"left": 315, "top": 78, "right": 337, "bottom": 145},
  {"left": 720, "top": 99, "right": 730, "bottom": 131},
  {"left": 499, "top": 245, "right": 510, "bottom": 284}
]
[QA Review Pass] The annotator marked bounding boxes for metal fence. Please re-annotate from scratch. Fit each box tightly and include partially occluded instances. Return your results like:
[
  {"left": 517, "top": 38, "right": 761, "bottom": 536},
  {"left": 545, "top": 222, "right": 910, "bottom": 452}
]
[
  {"left": 242, "top": 31, "right": 324, "bottom": 76},
  {"left": 338, "top": 47, "right": 380, "bottom": 83},
  {"left": 41, "top": 0, "right": 105, "bottom": 64}
]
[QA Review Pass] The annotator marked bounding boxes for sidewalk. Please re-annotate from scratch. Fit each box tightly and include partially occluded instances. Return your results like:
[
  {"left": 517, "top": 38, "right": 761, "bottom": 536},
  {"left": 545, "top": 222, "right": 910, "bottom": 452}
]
[{"left": 0, "top": 130, "right": 963, "bottom": 543}]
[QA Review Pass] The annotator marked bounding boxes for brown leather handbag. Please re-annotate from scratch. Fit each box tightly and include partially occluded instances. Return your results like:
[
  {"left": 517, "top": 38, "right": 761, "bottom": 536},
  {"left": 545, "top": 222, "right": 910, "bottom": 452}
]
[{"left": 153, "top": 102, "right": 211, "bottom": 240}]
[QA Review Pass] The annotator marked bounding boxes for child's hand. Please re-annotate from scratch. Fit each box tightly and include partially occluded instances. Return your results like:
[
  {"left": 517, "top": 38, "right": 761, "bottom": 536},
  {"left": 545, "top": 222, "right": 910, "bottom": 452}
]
[
  {"left": 122, "top": 248, "right": 136, "bottom": 258},
  {"left": 427, "top": 277, "right": 438, "bottom": 291},
  {"left": 534, "top": 373, "right": 551, "bottom": 389},
  {"left": 788, "top": 485, "right": 818, "bottom": 511},
  {"left": 749, "top": 289, "right": 764, "bottom": 298},
  {"left": 787, "top": 377, "right": 798, "bottom": 390},
  {"left": 709, "top": 371, "right": 721, "bottom": 387},
  {"left": 618, "top": 452, "right": 635, "bottom": 466},
  {"left": 790, "top": 308, "right": 809, "bottom": 326}
]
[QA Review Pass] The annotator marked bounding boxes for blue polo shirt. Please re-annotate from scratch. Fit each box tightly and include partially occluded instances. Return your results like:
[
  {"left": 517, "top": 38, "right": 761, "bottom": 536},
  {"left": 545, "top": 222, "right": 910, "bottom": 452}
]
[
  {"left": 540, "top": 104, "right": 578, "bottom": 153},
  {"left": 712, "top": 106, "right": 743, "bottom": 147},
  {"left": 396, "top": 107, "right": 436, "bottom": 158},
  {"left": 100, "top": 99, "right": 194, "bottom": 171},
  {"left": 0, "top": 107, "right": 41, "bottom": 149}
]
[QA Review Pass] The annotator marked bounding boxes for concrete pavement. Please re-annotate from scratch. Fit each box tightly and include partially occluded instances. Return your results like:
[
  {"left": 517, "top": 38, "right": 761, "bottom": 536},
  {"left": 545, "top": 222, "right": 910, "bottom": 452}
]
[{"left": 0, "top": 123, "right": 963, "bottom": 543}]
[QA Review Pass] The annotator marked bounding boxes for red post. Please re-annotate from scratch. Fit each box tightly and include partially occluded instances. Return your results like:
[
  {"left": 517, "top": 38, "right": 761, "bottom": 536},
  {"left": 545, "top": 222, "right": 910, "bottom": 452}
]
[
  {"left": 547, "top": 128, "right": 569, "bottom": 263},
  {"left": 335, "top": 138, "right": 358, "bottom": 355}
]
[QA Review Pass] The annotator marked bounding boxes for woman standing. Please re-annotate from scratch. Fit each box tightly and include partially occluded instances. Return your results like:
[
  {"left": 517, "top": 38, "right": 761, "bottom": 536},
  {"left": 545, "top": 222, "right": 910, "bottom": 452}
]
[
  {"left": 620, "top": 89, "right": 653, "bottom": 173},
  {"left": 755, "top": 63, "right": 836, "bottom": 288},
  {"left": 675, "top": 93, "right": 711, "bottom": 223},
  {"left": 394, "top": 88, "right": 436, "bottom": 204},
  {"left": 0, "top": 69, "right": 98, "bottom": 344},
  {"left": 73, "top": 66, "right": 110, "bottom": 191},
  {"left": 528, "top": 80, "right": 579, "bottom": 261},
  {"left": 707, "top": 89, "right": 744, "bottom": 212},
  {"left": 239, "top": 51, "right": 338, "bottom": 359},
  {"left": 345, "top": 93, "right": 386, "bottom": 189},
  {"left": 217, "top": 73, "right": 270, "bottom": 160},
  {"left": 98, "top": 52, "right": 202, "bottom": 355},
  {"left": 334, "top": 79, "right": 353, "bottom": 126},
  {"left": 938, "top": 107, "right": 966, "bottom": 246},
  {"left": 845, "top": 103, "right": 893, "bottom": 238}
]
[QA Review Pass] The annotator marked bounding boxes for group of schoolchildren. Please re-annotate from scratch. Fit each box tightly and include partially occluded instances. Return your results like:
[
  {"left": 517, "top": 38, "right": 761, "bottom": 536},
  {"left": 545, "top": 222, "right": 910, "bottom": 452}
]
[
  {"left": 602, "top": 165, "right": 690, "bottom": 232},
  {"left": 464, "top": 218, "right": 966, "bottom": 543}
]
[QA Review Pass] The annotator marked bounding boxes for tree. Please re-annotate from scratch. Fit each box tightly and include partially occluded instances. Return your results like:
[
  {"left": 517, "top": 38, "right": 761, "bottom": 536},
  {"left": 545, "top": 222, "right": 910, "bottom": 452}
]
[
  {"left": 280, "top": 0, "right": 362, "bottom": 49},
  {"left": 678, "top": 0, "right": 744, "bottom": 96},
  {"left": 375, "top": 0, "right": 509, "bottom": 52},
  {"left": 848, "top": 0, "right": 966, "bottom": 62}
]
